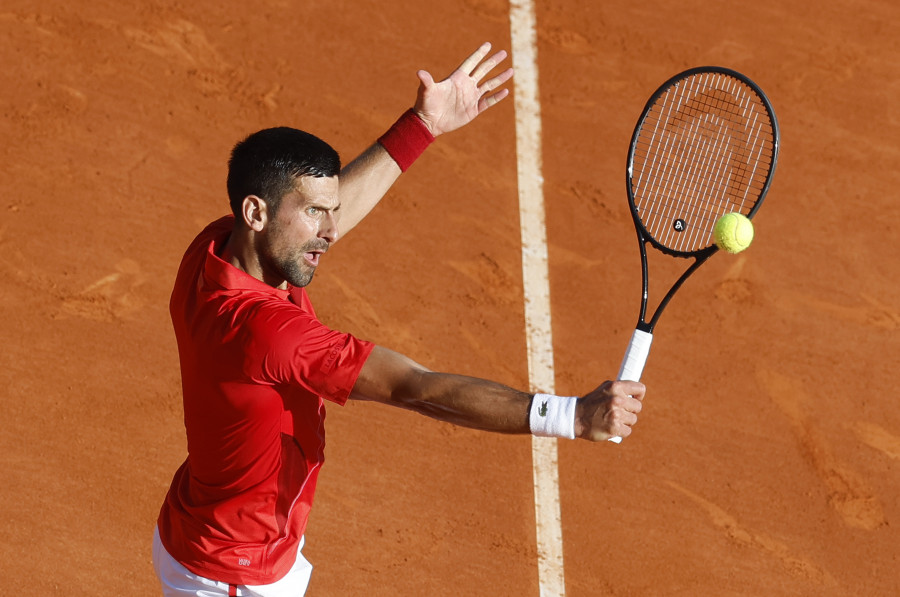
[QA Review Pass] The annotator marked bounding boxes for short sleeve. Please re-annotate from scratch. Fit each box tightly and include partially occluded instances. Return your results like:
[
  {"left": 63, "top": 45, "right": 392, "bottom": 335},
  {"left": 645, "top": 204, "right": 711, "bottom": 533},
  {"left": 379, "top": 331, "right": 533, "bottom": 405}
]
[{"left": 241, "top": 300, "right": 374, "bottom": 405}]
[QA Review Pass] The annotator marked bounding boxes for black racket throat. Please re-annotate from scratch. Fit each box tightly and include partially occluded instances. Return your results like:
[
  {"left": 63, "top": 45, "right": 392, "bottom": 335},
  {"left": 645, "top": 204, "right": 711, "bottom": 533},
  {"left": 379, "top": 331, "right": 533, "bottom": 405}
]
[{"left": 632, "top": 233, "right": 716, "bottom": 334}]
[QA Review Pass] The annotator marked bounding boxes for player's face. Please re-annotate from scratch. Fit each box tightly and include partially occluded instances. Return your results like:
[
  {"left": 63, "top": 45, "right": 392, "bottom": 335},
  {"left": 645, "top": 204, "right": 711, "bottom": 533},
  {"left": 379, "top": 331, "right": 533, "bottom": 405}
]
[{"left": 261, "top": 175, "right": 340, "bottom": 288}]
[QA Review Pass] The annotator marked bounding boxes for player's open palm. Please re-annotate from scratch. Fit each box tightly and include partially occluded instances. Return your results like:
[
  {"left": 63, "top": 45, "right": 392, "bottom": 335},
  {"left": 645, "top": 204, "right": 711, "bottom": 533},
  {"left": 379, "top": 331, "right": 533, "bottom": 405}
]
[
  {"left": 414, "top": 42, "right": 513, "bottom": 136},
  {"left": 575, "top": 380, "right": 645, "bottom": 442}
]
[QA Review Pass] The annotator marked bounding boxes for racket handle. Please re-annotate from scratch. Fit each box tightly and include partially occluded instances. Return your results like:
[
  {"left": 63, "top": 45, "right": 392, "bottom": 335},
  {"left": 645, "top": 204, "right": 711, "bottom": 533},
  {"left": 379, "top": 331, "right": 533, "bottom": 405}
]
[{"left": 609, "top": 328, "right": 653, "bottom": 444}]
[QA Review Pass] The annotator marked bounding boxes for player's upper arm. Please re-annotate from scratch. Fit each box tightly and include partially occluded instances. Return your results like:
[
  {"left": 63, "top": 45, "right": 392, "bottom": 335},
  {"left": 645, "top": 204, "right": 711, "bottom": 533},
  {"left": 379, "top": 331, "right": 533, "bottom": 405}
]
[{"left": 350, "top": 345, "right": 431, "bottom": 405}]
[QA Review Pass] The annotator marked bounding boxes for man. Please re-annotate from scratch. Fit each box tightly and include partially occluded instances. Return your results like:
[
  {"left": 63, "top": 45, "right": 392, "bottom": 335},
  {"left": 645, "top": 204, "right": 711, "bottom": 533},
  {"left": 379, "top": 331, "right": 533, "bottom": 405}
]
[{"left": 153, "top": 43, "right": 645, "bottom": 596}]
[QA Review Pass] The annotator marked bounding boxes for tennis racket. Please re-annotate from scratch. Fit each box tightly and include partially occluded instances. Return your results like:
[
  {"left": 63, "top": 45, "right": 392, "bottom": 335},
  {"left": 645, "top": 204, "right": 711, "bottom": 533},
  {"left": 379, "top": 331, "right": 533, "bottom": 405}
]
[{"left": 610, "top": 67, "right": 780, "bottom": 443}]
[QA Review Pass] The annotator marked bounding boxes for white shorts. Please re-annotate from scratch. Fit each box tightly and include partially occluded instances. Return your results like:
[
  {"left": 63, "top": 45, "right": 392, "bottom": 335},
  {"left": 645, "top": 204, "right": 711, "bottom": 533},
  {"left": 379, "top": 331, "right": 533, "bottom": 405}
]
[{"left": 152, "top": 527, "right": 313, "bottom": 597}]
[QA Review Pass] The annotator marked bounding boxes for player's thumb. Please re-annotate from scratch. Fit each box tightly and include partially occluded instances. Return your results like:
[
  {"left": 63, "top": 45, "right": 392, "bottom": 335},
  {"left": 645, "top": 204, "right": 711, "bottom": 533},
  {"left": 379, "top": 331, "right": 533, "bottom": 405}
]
[{"left": 416, "top": 69, "right": 435, "bottom": 88}]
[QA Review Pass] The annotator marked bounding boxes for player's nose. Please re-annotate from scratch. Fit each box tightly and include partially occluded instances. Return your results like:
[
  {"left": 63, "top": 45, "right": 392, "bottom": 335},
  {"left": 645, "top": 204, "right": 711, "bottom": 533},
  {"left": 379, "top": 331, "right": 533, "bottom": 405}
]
[{"left": 319, "top": 211, "right": 339, "bottom": 244}]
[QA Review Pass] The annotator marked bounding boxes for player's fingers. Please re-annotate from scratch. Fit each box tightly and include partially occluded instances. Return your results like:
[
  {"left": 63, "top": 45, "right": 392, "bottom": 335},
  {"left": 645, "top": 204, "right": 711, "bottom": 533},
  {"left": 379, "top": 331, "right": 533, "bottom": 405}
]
[
  {"left": 477, "top": 66, "right": 514, "bottom": 95},
  {"left": 610, "top": 407, "right": 638, "bottom": 436},
  {"left": 477, "top": 87, "right": 510, "bottom": 112},
  {"left": 583, "top": 394, "right": 639, "bottom": 441},
  {"left": 611, "top": 379, "right": 646, "bottom": 400},
  {"left": 610, "top": 417, "right": 635, "bottom": 439},
  {"left": 607, "top": 392, "right": 641, "bottom": 415},
  {"left": 470, "top": 49, "right": 509, "bottom": 81},
  {"left": 476, "top": 72, "right": 510, "bottom": 109},
  {"left": 456, "top": 42, "right": 492, "bottom": 76},
  {"left": 626, "top": 395, "right": 643, "bottom": 414}
]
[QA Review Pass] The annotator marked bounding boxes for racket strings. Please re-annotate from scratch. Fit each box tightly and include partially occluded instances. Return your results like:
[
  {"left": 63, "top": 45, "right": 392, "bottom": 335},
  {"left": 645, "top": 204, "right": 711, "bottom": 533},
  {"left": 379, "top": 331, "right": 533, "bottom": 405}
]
[{"left": 631, "top": 72, "right": 776, "bottom": 253}]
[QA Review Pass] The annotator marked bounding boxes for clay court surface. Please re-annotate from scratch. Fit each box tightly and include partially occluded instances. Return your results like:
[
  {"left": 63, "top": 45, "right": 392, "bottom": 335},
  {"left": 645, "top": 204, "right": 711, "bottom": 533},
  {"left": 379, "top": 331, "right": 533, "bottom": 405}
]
[{"left": 2, "top": 0, "right": 899, "bottom": 594}]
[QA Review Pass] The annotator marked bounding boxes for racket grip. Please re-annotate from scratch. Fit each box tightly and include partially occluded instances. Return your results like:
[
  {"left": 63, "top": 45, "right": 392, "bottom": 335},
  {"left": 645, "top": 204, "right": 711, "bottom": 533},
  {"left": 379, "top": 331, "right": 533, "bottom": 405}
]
[{"left": 609, "top": 328, "right": 653, "bottom": 444}]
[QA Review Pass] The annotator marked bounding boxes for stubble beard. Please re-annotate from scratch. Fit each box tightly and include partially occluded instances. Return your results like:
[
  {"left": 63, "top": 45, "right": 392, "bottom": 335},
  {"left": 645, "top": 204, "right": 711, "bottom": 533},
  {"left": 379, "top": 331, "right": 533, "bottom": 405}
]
[
  {"left": 277, "top": 244, "right": 317, "bottom": 288},
  {"left": 265, "top": 234, "right": 331, "bottom": 288},
  {"left": 261, "top": 218, "right": 329, "bottom": 289}
]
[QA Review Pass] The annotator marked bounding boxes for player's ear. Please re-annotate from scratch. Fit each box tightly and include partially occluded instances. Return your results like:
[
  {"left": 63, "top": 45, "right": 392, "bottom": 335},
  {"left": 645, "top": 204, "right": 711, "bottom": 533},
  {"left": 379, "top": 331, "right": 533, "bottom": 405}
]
[{"left": 240, "top": 195, "right": 268, "bottom": 232}]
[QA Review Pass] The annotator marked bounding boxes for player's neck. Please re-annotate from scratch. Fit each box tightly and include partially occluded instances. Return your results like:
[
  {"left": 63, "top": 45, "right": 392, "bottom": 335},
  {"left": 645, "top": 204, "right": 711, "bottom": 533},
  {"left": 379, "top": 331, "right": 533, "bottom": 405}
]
[{"left": 219, "top": 227, "right": 288, "bottom": 290}]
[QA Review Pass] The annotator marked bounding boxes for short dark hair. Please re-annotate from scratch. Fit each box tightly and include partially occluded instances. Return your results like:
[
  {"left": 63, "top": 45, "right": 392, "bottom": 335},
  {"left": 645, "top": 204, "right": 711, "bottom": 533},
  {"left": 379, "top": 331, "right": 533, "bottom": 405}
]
[{"left": 226, "top": 127, "right": 341, "bottom": 218}]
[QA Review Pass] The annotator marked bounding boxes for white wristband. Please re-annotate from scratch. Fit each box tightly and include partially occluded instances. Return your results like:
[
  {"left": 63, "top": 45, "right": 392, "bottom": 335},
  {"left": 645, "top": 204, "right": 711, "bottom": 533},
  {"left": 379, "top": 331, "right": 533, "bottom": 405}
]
[{"left": 529, "top": 393, "right": 578, "bottom": 440}]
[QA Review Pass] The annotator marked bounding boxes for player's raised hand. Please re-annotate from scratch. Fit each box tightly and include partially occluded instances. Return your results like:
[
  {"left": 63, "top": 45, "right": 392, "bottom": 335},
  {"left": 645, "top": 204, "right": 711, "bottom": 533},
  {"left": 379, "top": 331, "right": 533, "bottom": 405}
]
[
  {"left": 575, "top": 380, "right": 645, "bottom": 442},
  {"left": 414, "top": 42, "right": 514, "bottom": 137}
]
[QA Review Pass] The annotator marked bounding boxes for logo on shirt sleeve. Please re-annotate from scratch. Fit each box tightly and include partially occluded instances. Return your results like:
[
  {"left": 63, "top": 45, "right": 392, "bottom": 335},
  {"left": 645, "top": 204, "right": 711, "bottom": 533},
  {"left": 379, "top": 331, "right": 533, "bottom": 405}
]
[{"left": 322, "top": 342, "right": 343, "bottom": 373}]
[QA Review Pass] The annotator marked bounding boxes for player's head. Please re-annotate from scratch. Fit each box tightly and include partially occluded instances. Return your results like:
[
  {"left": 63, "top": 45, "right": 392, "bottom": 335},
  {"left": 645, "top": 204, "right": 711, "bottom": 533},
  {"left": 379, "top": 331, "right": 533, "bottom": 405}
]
[{"left": 227, "top": 127, "right": 341, "bottom": 219}]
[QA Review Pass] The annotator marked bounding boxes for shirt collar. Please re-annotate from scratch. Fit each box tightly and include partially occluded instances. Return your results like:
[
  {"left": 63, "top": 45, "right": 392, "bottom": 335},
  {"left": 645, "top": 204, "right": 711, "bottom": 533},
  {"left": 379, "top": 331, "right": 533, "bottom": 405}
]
[{"left": 201, "top": 216, "right": 292, "bottom": 301}]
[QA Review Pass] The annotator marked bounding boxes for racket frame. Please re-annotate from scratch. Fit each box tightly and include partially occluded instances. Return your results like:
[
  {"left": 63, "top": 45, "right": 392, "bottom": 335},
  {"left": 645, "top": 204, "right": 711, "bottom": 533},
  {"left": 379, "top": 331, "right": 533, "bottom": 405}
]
[{"left": 611, "top": 66, "right": 779, "bottom": 443}]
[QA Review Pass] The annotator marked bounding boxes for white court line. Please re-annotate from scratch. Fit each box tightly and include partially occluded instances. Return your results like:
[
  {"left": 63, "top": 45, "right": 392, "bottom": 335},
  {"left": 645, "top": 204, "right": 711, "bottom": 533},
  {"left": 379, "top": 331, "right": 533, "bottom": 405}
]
[{"left": 509, "top": 2, "right": 567, "bottom": 596}]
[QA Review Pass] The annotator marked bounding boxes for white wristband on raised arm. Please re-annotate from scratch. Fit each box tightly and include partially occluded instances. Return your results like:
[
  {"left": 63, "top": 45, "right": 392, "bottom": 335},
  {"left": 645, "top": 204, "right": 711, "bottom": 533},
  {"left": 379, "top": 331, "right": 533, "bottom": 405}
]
[{"left": 529, "top": 393, "right": 578, "bottom": 440}]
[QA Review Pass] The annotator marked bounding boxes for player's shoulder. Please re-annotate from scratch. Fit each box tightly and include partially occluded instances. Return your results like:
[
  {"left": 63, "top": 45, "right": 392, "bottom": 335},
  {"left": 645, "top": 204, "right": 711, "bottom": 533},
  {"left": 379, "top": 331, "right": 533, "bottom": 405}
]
[{"left": 237, "top": 294, "right": 322, "bottom": 343}]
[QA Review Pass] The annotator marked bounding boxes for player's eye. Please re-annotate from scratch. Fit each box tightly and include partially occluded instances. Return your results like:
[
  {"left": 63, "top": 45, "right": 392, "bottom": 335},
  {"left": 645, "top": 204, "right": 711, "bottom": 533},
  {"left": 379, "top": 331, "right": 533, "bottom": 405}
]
[{"left": 306, "top": 206, "right": 319, "bottom": 216}]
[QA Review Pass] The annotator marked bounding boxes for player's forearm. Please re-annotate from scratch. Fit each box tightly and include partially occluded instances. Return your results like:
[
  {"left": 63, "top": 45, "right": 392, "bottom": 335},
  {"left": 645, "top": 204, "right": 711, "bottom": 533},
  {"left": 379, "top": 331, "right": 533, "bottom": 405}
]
[
  {"left": 336, "top": 143, "right": 401, "bottom": 238},
  {"left": 352, "top": 347, "right": 534, "bottom": 433},
  {"left": 336, "top": 109, "right": 435, "bottom": 239},
  {"left": 390, "top": 370, "right": 533, "bottom": 434}
]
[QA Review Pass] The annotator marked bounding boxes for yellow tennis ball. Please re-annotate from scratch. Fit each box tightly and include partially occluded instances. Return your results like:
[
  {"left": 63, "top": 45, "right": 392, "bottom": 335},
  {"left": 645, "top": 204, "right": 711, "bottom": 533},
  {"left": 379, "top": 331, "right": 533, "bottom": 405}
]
[{"left": 713, "top": 213, "right": 754, "bottom": 253}]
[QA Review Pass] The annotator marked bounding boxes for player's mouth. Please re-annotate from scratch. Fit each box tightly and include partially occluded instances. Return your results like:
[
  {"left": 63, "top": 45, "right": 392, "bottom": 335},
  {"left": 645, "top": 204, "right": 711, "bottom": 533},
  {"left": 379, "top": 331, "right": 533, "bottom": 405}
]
[{"left": 303, "top": 250, "right": 324, "bottom": 267}]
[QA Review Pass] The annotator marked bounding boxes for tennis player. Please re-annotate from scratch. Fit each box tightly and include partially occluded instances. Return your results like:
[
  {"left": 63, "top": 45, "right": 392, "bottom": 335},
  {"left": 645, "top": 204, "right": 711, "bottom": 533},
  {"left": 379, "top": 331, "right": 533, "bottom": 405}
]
[{"left": 153, "top": 42, "right": 645, "bottom": 596}]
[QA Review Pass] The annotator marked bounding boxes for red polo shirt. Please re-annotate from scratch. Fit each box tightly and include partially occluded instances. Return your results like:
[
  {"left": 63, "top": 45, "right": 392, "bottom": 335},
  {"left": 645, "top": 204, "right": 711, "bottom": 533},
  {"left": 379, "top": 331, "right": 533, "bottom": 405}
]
[{"left": 157, "top": 215, "right": 373, "bottom": 585}]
